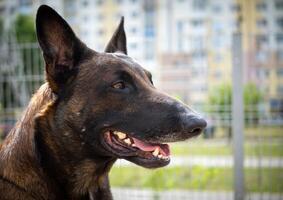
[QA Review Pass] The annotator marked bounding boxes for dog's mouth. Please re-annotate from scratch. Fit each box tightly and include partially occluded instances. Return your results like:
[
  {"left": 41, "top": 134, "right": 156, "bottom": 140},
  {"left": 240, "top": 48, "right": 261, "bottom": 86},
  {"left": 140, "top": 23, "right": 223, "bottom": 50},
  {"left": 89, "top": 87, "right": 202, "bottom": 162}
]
[{"left": 103, "top": 130, "right": 170, "bottom": 168}]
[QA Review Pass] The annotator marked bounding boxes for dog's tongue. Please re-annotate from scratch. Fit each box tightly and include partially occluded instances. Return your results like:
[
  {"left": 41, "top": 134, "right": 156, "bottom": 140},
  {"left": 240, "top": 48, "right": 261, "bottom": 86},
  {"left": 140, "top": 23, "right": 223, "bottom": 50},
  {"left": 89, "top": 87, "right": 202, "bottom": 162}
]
[{"left": 132, "top": 138, "right": 170, "bottom": 156}]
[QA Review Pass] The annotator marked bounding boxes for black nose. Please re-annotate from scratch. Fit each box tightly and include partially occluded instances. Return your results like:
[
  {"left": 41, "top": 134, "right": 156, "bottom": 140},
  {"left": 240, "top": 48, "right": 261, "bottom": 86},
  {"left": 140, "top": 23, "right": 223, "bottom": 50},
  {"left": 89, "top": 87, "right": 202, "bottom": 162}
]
[{"left": 183, "top": 114, "right": 207, "bottom": 135}]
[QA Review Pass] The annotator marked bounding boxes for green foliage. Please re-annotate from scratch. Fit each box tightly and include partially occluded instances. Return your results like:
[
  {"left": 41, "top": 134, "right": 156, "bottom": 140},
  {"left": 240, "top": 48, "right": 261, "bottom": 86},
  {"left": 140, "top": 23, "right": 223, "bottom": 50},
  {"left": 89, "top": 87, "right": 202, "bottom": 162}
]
[
  {"left": 209, "top": 83, "right": 232, "bottom": 105},
  {"left": 208, "top": 82, "right": 263, "bottom": 125},
  {"left": 110, "top": 166, "right": 283, "bottom": 192},
  {"left": 208, "top": 82, "right": 262, "bottom": 106},
  {"left": 15, "top": 14, "right": 36, "bottom": 43},
  {"left": 244, "top": 83, "right": 262, "bottom": 105}
]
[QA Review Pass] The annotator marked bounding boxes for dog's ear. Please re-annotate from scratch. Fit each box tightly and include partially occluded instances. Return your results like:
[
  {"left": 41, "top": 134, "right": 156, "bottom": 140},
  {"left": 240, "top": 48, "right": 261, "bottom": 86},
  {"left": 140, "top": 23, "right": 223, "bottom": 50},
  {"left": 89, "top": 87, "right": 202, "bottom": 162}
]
[
  {"left": 36, "top": 5, "right": 86, "bottom": 92},
  {"left": 105, "top": 17, "right": 127, "bottom": 55}
]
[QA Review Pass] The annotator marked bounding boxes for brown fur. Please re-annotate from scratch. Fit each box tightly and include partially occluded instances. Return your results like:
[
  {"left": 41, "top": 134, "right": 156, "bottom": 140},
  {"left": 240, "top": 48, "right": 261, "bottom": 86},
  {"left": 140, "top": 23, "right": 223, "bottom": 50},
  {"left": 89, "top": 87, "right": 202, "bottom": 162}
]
[
  {"left": 0, "top": 83, "right": 114, "bottom": 199},
  {"left": 0, "top": 5, "right": 206, "bottom": 200}
]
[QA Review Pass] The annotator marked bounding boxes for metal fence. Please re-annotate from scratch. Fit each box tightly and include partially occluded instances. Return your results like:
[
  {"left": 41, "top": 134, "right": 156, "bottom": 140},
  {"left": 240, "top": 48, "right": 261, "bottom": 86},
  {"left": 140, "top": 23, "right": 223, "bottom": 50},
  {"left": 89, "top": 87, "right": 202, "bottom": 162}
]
[{"left": 0, "top": 42, "right": 282, "bottom": 200}]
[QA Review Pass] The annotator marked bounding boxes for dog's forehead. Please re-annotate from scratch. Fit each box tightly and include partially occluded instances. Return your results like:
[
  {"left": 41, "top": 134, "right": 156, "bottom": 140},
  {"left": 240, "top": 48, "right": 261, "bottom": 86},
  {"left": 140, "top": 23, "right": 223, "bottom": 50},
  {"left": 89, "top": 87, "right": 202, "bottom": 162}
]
[{"left": 92, "top": 52, "right": 147, "bottom": 75}]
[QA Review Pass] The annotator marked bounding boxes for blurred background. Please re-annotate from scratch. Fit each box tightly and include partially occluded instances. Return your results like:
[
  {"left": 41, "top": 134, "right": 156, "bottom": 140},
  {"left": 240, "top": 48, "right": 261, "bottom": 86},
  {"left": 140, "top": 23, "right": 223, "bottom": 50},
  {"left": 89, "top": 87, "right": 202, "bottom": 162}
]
[{"left": 0, "top": 0, "right": 282, "bottom": 199}]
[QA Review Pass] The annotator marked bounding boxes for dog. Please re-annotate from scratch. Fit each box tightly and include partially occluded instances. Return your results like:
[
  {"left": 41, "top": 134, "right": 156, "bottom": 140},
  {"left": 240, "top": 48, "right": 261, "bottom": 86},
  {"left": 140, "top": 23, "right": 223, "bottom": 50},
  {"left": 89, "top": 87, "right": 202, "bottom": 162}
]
[{"left": 0, "top": 5, "right": 206, "bottom": 200}]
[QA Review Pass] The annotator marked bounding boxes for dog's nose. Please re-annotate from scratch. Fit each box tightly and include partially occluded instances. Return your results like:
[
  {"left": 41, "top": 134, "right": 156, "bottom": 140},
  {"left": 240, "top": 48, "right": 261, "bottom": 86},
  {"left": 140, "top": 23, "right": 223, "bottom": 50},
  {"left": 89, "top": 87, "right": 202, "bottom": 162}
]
[{"left": 182, "top": 114, "right": 207, "bottom": 135}]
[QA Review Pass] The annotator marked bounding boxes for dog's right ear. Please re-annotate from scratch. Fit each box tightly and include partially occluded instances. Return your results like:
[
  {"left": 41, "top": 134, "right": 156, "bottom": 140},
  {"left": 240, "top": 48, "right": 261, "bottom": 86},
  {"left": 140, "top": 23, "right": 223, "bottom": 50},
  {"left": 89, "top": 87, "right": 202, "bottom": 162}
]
[
  {"left": 36, "top": 5, "right": 86, "bottom": 92},
  {"left": 105, "top": 17, "right": 127, "bottom": 55}
]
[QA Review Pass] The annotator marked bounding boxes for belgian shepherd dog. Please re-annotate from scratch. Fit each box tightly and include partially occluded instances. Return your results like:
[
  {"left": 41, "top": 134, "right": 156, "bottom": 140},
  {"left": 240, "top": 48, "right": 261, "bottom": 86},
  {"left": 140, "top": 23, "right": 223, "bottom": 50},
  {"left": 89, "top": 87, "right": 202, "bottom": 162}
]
[{"left": 0, "top": 5, "right": 206, "bottom": 200}]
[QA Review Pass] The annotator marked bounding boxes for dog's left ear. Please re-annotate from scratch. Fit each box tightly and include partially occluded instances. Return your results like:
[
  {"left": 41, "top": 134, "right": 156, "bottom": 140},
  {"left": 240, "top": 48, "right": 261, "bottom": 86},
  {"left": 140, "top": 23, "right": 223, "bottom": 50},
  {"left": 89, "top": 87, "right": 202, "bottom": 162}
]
[
  {"left": 36, "top": 5, "right": 87, "bottom": 92},
  {"left": 105, "top": 17, "right": 127, "bottom": 55}
]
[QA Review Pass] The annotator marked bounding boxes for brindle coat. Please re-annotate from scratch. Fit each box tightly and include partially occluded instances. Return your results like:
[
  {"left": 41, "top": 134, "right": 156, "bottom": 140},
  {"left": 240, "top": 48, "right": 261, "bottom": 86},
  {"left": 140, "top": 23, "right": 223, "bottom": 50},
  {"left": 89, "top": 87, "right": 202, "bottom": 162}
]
[{"left": 0, "top": 5, "right": 206, "bottom": 200}]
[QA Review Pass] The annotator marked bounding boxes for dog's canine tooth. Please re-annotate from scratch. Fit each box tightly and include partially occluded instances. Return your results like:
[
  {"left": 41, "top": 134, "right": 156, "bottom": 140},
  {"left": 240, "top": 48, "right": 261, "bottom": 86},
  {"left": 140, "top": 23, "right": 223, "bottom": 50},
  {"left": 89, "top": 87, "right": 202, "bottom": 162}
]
[
  {"left": 118, "top": 132, "right": 126, "bottom": 139},
  {"left": 152, "top": 148, "right": 159, "bottom": 157},
  {"left": 158, "top": 154, "right": 162, "bottom": 158},
  {"left": 132, "top": 143, "right": 136, "bottom": 147},
  {"left": 114, "top": 131, "right": 126, "bottom": 139},
  {"left": 124, "top": 138, "right": 131, "bottom": 145}
]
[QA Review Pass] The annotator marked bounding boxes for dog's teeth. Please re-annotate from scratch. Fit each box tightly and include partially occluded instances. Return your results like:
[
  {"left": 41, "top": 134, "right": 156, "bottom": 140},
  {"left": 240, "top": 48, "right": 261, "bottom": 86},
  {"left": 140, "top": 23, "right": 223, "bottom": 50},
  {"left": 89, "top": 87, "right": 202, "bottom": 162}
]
[
  {"left": 152, "top": 148, "right": 159, "bottom": 157},
  {"left": 124, "top": 138, "right": 131, "bottom": 145},
  {"left": 114, "top": 131, "right": 126, "bottom": 139},
  {"left": 118, "top": 132, "right": 126, "bottom": 139},
  {"left": 132, "top": 143, "right": 136, "bottom": 147},
  {"left": 158, "top": 154, "right": 162, "bottom": 158}
]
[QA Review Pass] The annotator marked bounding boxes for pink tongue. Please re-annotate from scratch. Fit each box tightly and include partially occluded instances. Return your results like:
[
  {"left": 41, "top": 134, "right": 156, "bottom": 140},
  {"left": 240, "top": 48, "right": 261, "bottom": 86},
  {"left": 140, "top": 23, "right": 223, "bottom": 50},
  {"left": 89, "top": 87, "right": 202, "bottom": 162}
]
[{"left": 132, "top": 138, "right": 170, "bottom": 156}]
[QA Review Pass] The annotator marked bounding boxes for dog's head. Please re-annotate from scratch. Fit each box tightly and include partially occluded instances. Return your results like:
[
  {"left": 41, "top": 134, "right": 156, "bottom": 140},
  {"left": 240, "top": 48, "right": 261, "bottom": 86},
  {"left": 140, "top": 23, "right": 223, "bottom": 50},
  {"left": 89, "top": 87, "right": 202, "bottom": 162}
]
[{"left": 36, "top": 5, "right": 206, "bottom": 168}]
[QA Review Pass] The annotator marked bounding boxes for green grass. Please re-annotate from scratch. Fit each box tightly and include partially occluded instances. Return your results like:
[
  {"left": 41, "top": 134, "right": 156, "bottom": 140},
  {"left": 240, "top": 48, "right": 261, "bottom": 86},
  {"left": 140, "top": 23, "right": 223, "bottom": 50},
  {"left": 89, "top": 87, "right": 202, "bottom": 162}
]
[
  {"left": 110, "top": 166, "right": 283, "bottom": 193},
  {"left": 171, "top": 142, "right": 283, "bottom": 157},
  {"left": 245, "top": 126, "right": 283, "bottom": 138},
  {"left": 204, "top": 126, "right": 283, "bottom": 139},
  {"left": 170, "top": 125, "right": 283, "bottom": 157}
]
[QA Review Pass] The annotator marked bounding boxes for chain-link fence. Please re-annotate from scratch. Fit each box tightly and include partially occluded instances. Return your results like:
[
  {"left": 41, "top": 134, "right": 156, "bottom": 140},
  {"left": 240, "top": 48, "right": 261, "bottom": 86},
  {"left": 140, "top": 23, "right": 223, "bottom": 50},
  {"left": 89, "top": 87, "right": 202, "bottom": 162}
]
[{"left": 0, "top": 41, "right": 282, "bottom": 200}]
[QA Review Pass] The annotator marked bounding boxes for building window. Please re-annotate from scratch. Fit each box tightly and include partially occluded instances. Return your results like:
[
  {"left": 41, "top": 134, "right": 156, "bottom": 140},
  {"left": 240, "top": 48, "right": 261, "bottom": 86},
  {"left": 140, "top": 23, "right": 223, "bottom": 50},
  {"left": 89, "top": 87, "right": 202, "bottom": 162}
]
[
  {"left": 231, "top": 3, "right": 241, "bottom": 12},
  {"left": 145, "top": 41, "right": 154, "bottom": 60},
  {"left": 277, "top": 50, "right": 283, "bottom": 61},
  {"left": 130, "top": 27, "right": 137, "bottom": 34},
  {"left": 256, "top": 34, "right": 268, "bottom": 47},
  {"left": 97, "top": 14, "right": 104, "bottom": 20},
  {"left": 231, "top": 20, "right": 241, "bottom": 30},
  {"left": 257, "top": 18, "right": 268, "bottom": 28},
  {"left": 276, "top": 18, "right": 283, "bottom": 29},
  {"left": 145, "top": 10, "right": 155, "bottom": 38},
  {"left": 19, "top": 0, "right": 32, "bottom": 6},
  {"left": 191, "top": 19, "right": 204, "bottom": 27},
  {"left": 212, "top": 5, "right": 222, "bottom": 13},
  {"left": 275, "top": 0, "right": 283, "bottom": 10},
  {"left": 256, "top": 2, "right": 267, "bottom": 11},
  {"left": 131, "top": 11, "right": 138, "bottom": 18},
  {"left": 214, "top": 54, "right": 223, "bottom": 62},
  {"left": 256, "top": 51, "right": 268, "bottom": 62},
  {"left": 97, "top": 29, "right": 104, "bottom": 36},
  {"left": 276, "top": 34, "right": 283, "bottom": 44},
  {"left": 145, "top": 27, "right": 154, "bottom": 37},
  {"left": 82, "top": 0, "right": 89, "bottom": 7},
  {"left": 277, "top": 68, "right": 283, "bottom": 76},
  {"left": 192, "top": 0, "right": 207, "bottom": 10},
  {"left": 96, "top": 0, "right": 103, "bottom": 6},
  {"left": 270, "top": 99, "right": 282, "bottom": 110},
  {"left": 177, "top": 21, "right": 183, "bottom": 52},
  {"left": 192, "top": 50, "right": 206, "bottom": 60},
  {"left": 277, "top": 86, "right": 283, "bottom": 94}
]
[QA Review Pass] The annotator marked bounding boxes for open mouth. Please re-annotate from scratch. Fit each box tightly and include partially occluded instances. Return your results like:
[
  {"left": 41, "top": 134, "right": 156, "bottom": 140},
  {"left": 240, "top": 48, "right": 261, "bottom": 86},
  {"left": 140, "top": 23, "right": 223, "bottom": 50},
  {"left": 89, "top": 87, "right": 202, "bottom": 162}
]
[{"left": 103, "top": 130, "right": 170, "bottom": 168}]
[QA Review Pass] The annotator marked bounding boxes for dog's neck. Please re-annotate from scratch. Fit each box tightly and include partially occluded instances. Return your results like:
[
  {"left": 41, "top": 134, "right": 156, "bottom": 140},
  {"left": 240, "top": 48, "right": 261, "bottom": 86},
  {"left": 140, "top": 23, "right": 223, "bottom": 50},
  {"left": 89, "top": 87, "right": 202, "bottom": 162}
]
[{"left": 0, "top": 83, "right": 115, "bottom": 200}]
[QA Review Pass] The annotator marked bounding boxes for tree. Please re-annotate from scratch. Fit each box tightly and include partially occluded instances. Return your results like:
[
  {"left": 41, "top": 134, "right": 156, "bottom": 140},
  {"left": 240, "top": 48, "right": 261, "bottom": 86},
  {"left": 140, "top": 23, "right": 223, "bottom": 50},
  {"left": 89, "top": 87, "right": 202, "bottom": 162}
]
[
  {"left": 244, "top": 83, "right": 262, "bottom": 105},
  {"left": 209, "top": 83, "right": 232, "bottom": 106},
  {"left": 208, "top": 82, "right": 263, "bottom": 138},
  {"left": 15, "top": 14, "right": 36, "bottom": 43},
  {"left": 209, "top": 82, "right": 262, "bottom": 108}
]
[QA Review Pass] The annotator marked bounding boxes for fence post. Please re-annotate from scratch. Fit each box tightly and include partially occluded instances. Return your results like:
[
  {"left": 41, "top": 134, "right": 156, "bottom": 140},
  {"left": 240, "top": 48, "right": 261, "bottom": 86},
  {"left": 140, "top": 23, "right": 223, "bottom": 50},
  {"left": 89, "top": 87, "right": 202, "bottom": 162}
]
[{"left": 232, "top": 32, "right": 245, "bottom": 200}]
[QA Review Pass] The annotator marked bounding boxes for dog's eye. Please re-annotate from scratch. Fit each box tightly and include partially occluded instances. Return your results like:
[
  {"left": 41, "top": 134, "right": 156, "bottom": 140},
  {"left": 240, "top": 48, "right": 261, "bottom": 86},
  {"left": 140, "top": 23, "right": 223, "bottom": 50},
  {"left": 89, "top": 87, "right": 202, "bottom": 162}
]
[{"left": 112, "top": 81, "right": 125, "bottom": 90}]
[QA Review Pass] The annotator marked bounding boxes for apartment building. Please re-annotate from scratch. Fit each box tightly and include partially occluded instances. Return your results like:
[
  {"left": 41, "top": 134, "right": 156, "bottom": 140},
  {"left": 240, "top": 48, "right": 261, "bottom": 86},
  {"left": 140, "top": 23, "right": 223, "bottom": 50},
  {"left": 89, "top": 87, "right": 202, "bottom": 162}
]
[
  {"left": 158, "top": 0, "right": 283, "bottom": 108},
  {"left": 6, "top": 0, "right": 157, "bottom": 77},
  {"left": 1, "top": 0, "right": 282, "bottom": 108},
  {"left": 238, "top": 0, "right": 283, "bottom": 109},
  {"left": 157, "top": 0, "right": 236, "bottom": 105}
]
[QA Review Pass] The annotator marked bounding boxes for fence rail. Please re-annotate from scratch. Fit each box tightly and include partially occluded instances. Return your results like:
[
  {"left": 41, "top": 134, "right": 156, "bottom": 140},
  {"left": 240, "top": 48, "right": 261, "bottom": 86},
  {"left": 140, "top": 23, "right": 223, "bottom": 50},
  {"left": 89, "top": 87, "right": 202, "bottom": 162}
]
[{"left": 0, "top": 42, "right": 282, "bottom": 200}]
